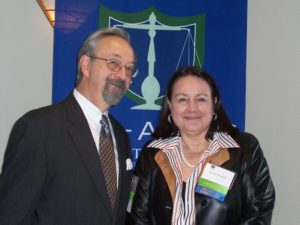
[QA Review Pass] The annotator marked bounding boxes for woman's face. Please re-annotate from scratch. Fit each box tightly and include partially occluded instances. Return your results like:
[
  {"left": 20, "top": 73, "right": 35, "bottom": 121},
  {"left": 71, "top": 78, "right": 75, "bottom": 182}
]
[{"left": 168, "top": 75, "right": 214, "bottom": 138}]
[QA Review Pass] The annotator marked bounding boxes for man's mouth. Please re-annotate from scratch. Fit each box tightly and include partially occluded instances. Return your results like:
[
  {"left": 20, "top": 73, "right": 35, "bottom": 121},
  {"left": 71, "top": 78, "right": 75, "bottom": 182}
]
[{"left": 108, "top": 79, "right": 125, "bottom": 90}]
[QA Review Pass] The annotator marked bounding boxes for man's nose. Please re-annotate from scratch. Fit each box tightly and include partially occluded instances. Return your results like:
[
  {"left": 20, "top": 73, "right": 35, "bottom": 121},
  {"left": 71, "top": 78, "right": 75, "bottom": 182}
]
[{"left": 116, "top": 66, "right": 128, "bottom": 80}]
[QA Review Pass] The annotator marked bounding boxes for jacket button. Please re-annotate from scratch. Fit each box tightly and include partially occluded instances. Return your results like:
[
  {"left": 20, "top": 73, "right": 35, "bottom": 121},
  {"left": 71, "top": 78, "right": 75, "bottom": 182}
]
[{"left": 201, "top": 199, "right": 207, "bottom": 206}]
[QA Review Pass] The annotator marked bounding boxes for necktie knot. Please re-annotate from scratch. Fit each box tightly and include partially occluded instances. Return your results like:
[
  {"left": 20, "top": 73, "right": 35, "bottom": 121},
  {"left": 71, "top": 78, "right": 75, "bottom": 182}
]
[{"left": 100, "top": 115, "right": 110, "bottom": 136}]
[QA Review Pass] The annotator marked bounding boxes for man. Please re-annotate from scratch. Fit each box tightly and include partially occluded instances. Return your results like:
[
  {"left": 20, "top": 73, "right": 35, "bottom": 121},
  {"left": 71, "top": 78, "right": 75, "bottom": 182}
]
[{"left": 0, "top": 27, "right": 135, "bottom": 225}]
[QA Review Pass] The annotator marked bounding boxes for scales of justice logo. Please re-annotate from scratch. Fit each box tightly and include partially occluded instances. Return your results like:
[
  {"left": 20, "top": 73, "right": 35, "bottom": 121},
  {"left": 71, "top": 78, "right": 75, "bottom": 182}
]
[{"left": 99, "top": 6, "right": 205, "bottom": 110}]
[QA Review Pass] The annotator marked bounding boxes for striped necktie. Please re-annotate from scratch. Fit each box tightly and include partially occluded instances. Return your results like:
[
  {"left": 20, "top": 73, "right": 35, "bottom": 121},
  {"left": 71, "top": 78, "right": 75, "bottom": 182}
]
[{"left": 99, "top": 115, "right": 117, "bottom": 209}]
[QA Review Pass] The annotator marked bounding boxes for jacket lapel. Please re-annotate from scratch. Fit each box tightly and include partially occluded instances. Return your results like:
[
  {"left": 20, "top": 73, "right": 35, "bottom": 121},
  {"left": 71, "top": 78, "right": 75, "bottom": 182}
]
[
  {"left": 155, "top": 150, "right": 177, "bottom": 200},
  {"left": 206, "top": 148, "right": 230, "bottom": 166},
  {"left": 110, "top": 117, "right": 129, "bottom": 214},
  {"left": 63, "top": 95, "right": 113, "bottom": 214}
]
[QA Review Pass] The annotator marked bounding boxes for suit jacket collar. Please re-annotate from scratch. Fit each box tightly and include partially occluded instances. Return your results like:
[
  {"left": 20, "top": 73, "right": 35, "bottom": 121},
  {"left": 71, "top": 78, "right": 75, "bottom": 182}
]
[{"left": 109, "top": 115, "right": 131, "bottom": 218}]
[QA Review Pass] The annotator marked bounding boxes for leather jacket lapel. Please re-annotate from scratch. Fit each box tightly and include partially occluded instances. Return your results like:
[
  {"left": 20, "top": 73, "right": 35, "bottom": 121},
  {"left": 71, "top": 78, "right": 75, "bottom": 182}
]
[
  {"left": 154, "top": 150, "right": 176, "bottom": 200},
  {"left": 206, "top": 148, "right": 230, "bottom": 166}
]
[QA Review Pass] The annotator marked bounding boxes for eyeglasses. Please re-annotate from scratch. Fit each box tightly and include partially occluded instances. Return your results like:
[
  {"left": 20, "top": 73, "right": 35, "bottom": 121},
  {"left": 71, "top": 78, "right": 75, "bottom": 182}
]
[{"left": 88, "top": 56, "right": 137, "bottom": 78}]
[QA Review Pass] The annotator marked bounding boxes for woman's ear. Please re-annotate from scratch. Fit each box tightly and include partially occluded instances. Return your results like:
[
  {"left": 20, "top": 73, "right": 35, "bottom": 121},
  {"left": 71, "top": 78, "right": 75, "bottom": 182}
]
[
  {"left": 167, "top": 99, "right": 171, "bottom": 110},
  {"left": 214, "top": 97, "right": 219, "bottom": 111}
]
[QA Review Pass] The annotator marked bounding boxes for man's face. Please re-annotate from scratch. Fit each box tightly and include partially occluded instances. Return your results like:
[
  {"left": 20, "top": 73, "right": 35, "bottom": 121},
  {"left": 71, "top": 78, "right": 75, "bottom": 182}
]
[{"left": 83, "top": 36, "right": 135, "bottom": 110}]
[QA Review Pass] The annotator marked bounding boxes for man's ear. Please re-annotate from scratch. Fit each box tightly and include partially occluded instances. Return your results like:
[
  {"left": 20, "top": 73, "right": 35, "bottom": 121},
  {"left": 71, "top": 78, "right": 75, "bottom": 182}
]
[{"left": 79, "top": 55, "right": 91, "bottom": 78}]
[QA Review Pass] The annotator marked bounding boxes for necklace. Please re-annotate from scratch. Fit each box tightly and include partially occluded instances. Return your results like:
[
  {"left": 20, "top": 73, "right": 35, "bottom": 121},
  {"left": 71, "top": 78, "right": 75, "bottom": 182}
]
[{"left": 179, "top": 138, "right": 199, "bottom": 168}]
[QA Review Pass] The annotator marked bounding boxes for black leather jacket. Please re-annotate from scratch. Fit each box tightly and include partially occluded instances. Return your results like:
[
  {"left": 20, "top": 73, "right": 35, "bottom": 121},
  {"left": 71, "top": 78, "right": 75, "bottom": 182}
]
[{"left": 127, "top": 132, "right": 275, "bottom": 225}]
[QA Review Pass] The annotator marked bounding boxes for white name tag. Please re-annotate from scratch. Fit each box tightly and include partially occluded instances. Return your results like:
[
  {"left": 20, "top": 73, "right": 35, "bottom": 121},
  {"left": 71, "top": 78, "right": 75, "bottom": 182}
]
[{"left": 195, "top": 163, "right": 235, "bottom": 201}]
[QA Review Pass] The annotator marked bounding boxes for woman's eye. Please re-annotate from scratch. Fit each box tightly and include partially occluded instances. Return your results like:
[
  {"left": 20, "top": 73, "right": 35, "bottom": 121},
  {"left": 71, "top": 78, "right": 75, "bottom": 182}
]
[
  {"left": 197, "top": 98, "right": 207, "bottom": 102},
  {"left": 178, "top": 98, "right": 187, "bottom": 102}
]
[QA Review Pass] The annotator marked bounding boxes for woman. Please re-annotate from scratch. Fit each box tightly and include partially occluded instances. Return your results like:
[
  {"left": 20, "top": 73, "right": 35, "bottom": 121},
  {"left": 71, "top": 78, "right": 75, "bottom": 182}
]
[{"left": 127, "top": 66, "right": 275, "bottom": 225}]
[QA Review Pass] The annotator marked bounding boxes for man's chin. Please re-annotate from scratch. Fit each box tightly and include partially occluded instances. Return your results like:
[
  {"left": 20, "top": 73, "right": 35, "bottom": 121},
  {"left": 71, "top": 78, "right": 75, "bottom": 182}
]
[
  {"left": 103, "top": 81, "right": 126, "bottom": 105},
  {"left": 103, "top": 92, "right": 124, "bottom": 106}
]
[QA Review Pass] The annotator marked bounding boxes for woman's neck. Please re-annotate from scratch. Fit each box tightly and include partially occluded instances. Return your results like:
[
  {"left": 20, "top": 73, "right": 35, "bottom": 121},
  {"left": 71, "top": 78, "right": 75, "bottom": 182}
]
[{"left": 181, "top": 135, "right": 209, "bottom": 154}]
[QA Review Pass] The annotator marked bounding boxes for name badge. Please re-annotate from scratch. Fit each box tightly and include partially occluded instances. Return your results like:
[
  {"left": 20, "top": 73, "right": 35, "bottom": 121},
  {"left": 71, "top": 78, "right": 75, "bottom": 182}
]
[{"left": 195, "top": 163, "right": 235, "bottom": 201}]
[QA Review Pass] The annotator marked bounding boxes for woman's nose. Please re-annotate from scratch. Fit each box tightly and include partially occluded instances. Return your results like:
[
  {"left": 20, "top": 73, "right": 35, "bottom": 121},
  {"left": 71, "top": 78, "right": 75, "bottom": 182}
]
[{"left": 187, "top": 100, "right": 197, "bottom": 111}]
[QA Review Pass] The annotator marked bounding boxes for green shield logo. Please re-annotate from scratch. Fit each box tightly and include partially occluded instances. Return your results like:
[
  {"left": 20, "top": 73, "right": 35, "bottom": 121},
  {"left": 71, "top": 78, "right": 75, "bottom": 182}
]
[{"left": 99, "top": 6, "right": 205, "bottom": 110}]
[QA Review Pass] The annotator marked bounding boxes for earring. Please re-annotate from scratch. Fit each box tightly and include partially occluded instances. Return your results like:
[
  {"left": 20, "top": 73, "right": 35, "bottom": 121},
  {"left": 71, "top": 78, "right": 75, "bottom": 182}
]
[
  {"left": 213, "top": 113, "right": 218, "bottom": 121},
  {"left": 168, "top": 114, "right": 172, "bottom": 124}
]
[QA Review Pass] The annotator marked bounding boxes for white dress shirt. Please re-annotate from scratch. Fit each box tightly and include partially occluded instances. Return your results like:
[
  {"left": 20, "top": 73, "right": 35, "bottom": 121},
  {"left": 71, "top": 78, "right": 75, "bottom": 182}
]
[{"left": 73, "top": 89, "right": 119, "bottom": 186}]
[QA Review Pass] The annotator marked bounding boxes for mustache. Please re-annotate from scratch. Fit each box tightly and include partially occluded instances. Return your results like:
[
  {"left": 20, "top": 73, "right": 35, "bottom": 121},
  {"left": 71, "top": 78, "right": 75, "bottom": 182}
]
[{"left": 107, "top": 78, "right": 126, "bottom": 90}]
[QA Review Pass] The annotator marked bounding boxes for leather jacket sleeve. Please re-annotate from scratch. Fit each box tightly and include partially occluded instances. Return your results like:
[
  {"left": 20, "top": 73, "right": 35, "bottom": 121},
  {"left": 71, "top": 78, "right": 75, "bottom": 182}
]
[
  {"left": 237, "top": 133, "right": 275, "bottom": 224},
  {"left": 127, "top": 147, "right": 158, "bottom": 225}
]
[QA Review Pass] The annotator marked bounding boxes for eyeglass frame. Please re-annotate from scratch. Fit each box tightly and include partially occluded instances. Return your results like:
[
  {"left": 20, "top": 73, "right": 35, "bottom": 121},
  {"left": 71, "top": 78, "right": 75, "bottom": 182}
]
[{"left": 88, "top": 55, "right": 137, "bottom": 78}]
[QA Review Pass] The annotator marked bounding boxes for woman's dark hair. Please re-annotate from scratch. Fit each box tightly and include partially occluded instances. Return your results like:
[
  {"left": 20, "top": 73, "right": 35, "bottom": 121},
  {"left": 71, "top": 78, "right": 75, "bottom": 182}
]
[{"left": 152, "top": 66, "right": 238, "bottom": 140}]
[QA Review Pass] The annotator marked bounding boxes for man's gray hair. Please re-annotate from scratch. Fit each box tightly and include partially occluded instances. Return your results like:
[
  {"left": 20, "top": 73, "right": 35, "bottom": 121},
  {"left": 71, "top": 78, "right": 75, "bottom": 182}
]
[{"left": 76, "top": 27, "right": 132, "bottom": 85}]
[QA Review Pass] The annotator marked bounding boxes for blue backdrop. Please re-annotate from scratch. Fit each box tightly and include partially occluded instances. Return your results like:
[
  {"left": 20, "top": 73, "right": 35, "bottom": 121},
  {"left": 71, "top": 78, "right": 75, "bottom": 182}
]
[{"left": 53, "top": 0, "right": 247, "bottom": 162}]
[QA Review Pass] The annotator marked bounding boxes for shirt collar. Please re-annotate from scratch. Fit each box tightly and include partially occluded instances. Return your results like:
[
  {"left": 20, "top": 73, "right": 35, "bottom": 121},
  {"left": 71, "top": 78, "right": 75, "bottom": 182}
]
[
  {"left": 209, "top": 132, "right": 240, "bottom": 151},
  {"left": 73, "top": 89, "right": 108, "bottom": 126},
  {"left": 148, "top": 132, "right": 239, "bottom": 151}
]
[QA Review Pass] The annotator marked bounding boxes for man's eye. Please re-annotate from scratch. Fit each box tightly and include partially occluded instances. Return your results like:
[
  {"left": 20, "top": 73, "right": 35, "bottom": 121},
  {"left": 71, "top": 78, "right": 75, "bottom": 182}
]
[
  {"left": 109, "top": 60, "right": 120, "bottom": 67},
  {"left": 126, "top": 66, "right": 135, "bottom": 73}
]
